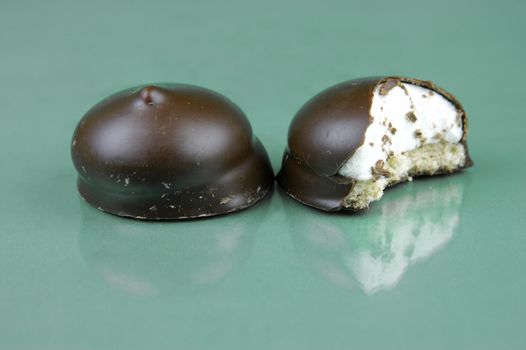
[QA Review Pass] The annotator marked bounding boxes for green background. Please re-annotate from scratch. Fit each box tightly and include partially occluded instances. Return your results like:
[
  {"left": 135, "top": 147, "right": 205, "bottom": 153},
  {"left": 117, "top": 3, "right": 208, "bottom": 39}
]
[{"left": 1, "top": 0, "right": 525, "bottom": 349}]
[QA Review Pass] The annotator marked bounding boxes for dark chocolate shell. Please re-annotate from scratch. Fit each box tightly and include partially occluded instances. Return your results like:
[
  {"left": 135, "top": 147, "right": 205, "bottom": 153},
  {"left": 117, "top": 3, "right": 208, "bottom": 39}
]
[{"left": 72, "top": 84, "right": 274, "bottom": 220}]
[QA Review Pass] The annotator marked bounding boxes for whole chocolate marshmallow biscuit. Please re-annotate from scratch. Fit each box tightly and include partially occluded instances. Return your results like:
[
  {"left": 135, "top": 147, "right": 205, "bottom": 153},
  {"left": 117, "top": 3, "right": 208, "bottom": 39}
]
[{"left": 72, "top": 84, "right": 274, "bottom": 220}]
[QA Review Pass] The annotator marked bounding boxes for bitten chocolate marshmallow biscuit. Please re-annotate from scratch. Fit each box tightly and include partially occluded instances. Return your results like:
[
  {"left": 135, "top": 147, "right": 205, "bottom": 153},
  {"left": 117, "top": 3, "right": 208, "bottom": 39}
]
[{"left": 277, "top": 77, "right": 472, "bottom": 211}]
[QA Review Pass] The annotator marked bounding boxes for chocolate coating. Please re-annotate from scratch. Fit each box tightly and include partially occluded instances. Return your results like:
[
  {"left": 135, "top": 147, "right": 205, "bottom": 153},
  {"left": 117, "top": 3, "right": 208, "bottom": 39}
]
[
  {"left": 288, "top": 78, "right": 377, "bottom": 176},
  {"left": 72, "top": 84, "right": 274, "bottom": 220},
  {"left": 277, "top": 76, "right": 473, "bottom": 212}
]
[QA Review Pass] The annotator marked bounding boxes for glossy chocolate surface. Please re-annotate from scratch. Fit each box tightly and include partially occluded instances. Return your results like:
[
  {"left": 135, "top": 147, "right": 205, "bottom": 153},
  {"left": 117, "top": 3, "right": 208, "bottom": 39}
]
[
  {"left": 277, "top": 76, "right": 472, "bottom": 212},
  {"left": 72, "top": 84, "right": 274, "bottom": 219},
  {"left": 288, "top": 78, "right": 377, "bottom": 176}
]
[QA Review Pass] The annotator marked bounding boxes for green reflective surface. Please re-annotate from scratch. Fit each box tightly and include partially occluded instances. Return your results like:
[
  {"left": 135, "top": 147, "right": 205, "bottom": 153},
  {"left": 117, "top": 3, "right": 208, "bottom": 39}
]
[{"left": 1, "top": 0, "right": 525, "bottom": 349}]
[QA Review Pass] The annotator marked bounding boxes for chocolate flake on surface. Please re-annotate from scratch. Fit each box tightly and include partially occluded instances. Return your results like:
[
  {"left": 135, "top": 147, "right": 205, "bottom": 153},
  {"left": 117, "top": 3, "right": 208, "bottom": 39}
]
[
  {"left": 406, "top": 111, "right": 417, "bottom": 122},
  {"left": 371, "top": 160, "right": 391, "bottom": 178},
  {"left": 379, "top": 78, "right": 402, "bottom": 96}
]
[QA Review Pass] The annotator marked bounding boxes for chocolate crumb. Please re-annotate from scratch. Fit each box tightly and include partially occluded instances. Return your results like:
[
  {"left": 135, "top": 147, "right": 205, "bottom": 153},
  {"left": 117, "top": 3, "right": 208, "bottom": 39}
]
[
  {"left": 414, "top": 129, "right": 427, "bottom": 143},
  {"left": 456, "top": 114, "right": 462, "bottom": 128},
  {"left": 382, "top": 134, "right": 391, "bottom": 144},
  {"left": 406, "top": 111, "right": 417, "bottom": 122},
  {"left": 390, "top": 127, "right": 397, "bottom": 135},
  {"left": 379, "top": 79, "right": 402, "bottom": 96},
  {"left": 433, "top": 133, "right": 445, "bottom": 141},
  {"left": 369, "top": 142, "right": 374, "bottom": 147},
  {"left": 371, "top": 160, "right": 391, "bottom": 178}
]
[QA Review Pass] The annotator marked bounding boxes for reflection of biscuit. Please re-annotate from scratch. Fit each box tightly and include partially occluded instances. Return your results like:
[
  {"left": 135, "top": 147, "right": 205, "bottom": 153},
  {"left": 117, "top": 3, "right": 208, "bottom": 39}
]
[
  {"left": 286, "top": 178, "right": 464, "bottom": 295},
  {"left": 78, "top": 196, "right": 270, "bottom": 296}
]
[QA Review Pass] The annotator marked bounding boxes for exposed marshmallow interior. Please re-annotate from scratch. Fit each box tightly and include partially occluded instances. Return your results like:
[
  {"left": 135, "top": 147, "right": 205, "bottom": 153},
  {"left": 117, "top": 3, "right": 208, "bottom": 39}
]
[{"left": 338, "top": 81, "right": 466, "bottom": 210}]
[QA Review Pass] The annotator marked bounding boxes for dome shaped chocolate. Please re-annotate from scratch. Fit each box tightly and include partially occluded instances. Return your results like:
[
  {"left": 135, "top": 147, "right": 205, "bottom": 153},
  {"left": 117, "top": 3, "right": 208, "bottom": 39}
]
[{"left": 72, "top": 84, "right": 274, "bottom": 220}]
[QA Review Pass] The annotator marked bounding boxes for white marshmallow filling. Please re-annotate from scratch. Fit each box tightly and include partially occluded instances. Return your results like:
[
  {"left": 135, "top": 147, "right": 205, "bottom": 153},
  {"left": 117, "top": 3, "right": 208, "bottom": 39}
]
[{"left": 338, "top": 81, "right": 466, "bottom": 210}]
